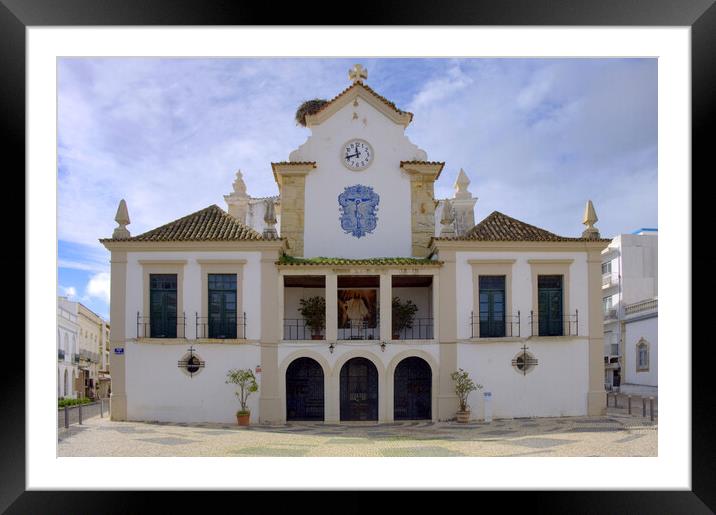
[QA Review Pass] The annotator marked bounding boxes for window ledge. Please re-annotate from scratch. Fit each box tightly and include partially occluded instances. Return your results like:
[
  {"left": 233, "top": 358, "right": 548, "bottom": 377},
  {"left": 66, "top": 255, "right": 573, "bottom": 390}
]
[
  {"left": 526, "top": 335, "right": 586, "bottom": 341},
  {"left": 465, "top": 337, "right": 524, "bottom": 344},
  {"left": 194, "top": 338, "right": 251, "bottom": 345},
  {"left": 135, "top": 338, "right": 188, "bottom": 345}
]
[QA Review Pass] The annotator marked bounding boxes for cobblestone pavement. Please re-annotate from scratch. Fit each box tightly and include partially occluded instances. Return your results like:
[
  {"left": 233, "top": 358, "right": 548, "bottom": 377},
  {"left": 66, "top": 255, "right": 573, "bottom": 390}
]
[{"left": 58, "top": 411, "right": 657, "bottom": 457}]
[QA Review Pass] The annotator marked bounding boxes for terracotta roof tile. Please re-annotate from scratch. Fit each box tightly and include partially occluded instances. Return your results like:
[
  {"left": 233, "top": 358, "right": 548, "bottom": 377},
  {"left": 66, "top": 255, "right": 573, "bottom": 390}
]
[
  {"left": 311, "top": 81, "right": 413, "bottom": 123},
  {"left": 278, "top": 256, "right": 441, "bottom": 266},
  {"left": 437, "top": 211, "right": 611, "bottom": 242},
  {"left": 100, "top": 205, "right": 273, "bottom": 242}
]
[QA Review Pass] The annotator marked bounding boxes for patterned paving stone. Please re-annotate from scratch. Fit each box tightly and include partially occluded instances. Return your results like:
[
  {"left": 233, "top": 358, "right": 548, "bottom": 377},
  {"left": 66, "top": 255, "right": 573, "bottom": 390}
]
[
  {"left": 567, "top": 427, "right": 623, "bottom": 433},
  {"left": 479, "top": 430, "right": 516, "bottom": 436},
  {"left": 506, "top": 437, "right": 573, "bottom": 449},
  {"left": 231, "top": 446, "right": 310, "bottom": 457},
  {"left": 615, "top": 434, "right": 645, "bottom": 444},
  {"left": 136, "top": 437, "right": 198, "bottom": 446},
  {"left": 324, "top": 437, "right": 373, "bottom": 445},
  {"left": 381, "top": 446, "right": 465, "bottom": 457}
]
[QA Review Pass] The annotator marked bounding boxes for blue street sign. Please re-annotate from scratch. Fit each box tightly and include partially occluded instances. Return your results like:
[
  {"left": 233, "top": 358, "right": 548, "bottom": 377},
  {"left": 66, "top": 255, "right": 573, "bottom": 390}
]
[{"left": 113, "top": 348, "right": 124, "bottom": 355}]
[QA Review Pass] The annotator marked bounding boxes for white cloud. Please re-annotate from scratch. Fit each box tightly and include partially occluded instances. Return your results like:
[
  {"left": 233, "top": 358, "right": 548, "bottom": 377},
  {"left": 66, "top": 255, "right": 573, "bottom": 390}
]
[
  {"left": 85, "top": 272, "right": 110, "bottom": 304},
  {"left": 59, "top": 285, "right": 77, "bottom": 298}
]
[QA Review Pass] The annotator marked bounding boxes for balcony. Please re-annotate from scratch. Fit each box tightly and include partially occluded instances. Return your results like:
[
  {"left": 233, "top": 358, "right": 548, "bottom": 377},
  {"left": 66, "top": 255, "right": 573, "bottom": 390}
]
[
  {"left": 470, "top": 312, "right": 520, "bottom": 338},
  {"left": 58, "top": 348, "right": 65, "bottom": 361},
  {"left": 72, "top": 353, "right": 79, "bottom": 364},
  {"left": 393, "top": 317, "right": 434, "bottom": 340},
  {"left": 195, "top": 312, "right": 246, "bottom": 339},
  {"left": 604, "top": 308, "right": 618, "bottom": 321},
  {"left": 137, "top": 312, "right": 187, "bottom": 339},
  {"left": 529, "top": 310, "right": 579, "bottom": 337},
  {"left": 602, "top": 274, "right": 616, "bottom": 288},
  {"left": 283, "top": 319, "right": 323, "bottom": 340},
  {"left": 79, "top": 349, "right": 100, "bottom": 363}
]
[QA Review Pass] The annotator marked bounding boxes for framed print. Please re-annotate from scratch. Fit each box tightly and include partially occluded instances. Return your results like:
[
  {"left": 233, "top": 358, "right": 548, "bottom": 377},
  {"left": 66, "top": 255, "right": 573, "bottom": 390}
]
[{"left": 4, "top": 0, "right": 712, "bottom": 512}]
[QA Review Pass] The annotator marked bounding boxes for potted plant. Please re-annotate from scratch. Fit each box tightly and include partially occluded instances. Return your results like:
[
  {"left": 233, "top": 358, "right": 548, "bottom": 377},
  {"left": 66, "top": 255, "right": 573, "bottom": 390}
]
[
  {"left": 299, "top": 296, "right": 326, "bottom": 340},
  {"left": 225, "top": 368, "right": 259, "bottom": 426},
  {"left": 451, "top": 368, "right": 483, "bottom": 423},
  {"left": 392, "top": 297, "right": 419, "bottom": 339}
]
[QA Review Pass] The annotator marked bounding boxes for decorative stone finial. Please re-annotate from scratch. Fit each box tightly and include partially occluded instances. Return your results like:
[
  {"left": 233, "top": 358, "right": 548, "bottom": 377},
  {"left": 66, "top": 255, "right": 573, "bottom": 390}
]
[
  {"left": 439, "top": 199, "right": 456, "bottom": 237},
  {"left": 231, "top": 170, "right": 248, "bottom": 198},
  {"left": 349, "top": 64, "right": 368, "bottom": 83},
  {"left": 454, "top": 168, "right": 472, "bottom": 200},
  {"left": 112, "top": 199, "right": 131, "bottom": 239},
  {"left": 581, "top": 200, "right": 600, "bottom": 239},
  {"left": 263, "top": 199, "right": 278, "bottom": 239}
]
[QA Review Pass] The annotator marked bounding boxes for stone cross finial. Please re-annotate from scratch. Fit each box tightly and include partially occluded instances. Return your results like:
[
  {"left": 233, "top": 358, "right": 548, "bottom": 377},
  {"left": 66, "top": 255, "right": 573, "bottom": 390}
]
[
  {"left": 581, "top": 200, "right": 601, "bottom": 239},
  {"left": 439, "top": 199, "right": 456, "bottom": 237},
  {"left": 112, "top": 199, "right": 131, "bottom": 239},
  {"left": 454, "top": 168, "right": 472, "bottom": 199},
  {"left": 349, "top": 64, "right": 368, "bottom": 83},
  {"left": 263, "top": 199, "right": 278, "bottom": 239}
]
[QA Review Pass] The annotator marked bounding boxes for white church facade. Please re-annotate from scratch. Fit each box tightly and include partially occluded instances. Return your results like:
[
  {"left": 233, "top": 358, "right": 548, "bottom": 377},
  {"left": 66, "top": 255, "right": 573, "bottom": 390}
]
[{"left": 101, "top": 65, "right": 610, "bottom": 424}]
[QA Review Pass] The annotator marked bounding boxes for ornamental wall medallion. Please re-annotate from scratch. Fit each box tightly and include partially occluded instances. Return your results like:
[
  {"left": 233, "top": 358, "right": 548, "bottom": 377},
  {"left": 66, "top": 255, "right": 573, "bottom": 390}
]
[{"left": 338, "top": 185, "right": 379, "bottom": 238}]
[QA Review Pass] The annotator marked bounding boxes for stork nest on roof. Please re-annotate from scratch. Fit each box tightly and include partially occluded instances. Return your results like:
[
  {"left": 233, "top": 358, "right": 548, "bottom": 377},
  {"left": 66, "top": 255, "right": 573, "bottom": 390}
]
[{"left": 295, "top": 99, "right": 328, "bottom": 127}]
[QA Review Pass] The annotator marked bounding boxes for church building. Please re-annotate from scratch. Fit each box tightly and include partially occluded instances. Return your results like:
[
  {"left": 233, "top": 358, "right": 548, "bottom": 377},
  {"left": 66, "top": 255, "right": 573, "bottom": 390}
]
[{"left": 101, "top": 65, "right": 610, "bottom": 424}]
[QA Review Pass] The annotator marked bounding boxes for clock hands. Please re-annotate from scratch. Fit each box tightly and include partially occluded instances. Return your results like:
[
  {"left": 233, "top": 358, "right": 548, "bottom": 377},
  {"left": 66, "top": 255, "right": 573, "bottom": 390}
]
[{"left": 346, "top": 151, "right": 361, "bottom": 160}]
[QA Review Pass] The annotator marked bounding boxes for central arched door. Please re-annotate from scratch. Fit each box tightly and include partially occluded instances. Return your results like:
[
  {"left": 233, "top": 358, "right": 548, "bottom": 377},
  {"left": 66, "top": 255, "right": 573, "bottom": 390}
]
[
  {"left": 394, "top": 357, "right": 432, "bottom": 420},
  {"left": 340, "top": 357, "right": 378, "bottom": 421},
  {"left": 286, "top": 357, "right": 325, "bottom": 421}
]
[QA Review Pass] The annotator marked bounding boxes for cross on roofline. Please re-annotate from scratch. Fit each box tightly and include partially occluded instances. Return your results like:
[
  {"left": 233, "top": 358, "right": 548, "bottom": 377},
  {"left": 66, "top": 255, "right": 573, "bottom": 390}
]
[{"left": 349, "top": 64, "right": 368, "bottom": 83}]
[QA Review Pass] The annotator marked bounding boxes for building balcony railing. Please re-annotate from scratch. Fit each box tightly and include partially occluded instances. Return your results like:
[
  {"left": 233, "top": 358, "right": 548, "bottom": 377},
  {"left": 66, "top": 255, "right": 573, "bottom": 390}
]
[
  {"left": 72, "top": 353, "right": 79, "bottom": 364},
  {"left": 625, "top": 298, "right": 657, "bottom": 315},
  {"left": 58, "top": 348, "right": 65, "bottom": 361},
  {"left": 195, "top": 312, "right": 246, "bottom": 339},
  {"left": 79, "top": 349, "right": 100, "bottom": 363},
  {"left": 283, "top": 319, "right": 324, "bottom": 341},
  {"left": 529, "top": 310, "right": 579, "bottom": 337},
  {"left": 602, "top": 274, "right": 616, "bottom": 288},
  {"left": 393, "top": 317, "right": 434, "bottom": 340},
  {"left": 470, "top": 312, "right": 521, "bottom": 338},
  {"left": 338, "top": 313, "right": 380, "bottom": 340},
  {"left": 604, "top": 308, "right": 618, "bottom": 321},
  {"left": 137, "top": 312, "right": 187, "bottom": 339}
]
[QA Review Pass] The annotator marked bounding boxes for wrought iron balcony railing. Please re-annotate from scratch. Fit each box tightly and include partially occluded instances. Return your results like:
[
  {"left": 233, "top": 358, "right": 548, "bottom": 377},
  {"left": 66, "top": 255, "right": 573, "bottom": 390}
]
[
  {"left": 529, "top": 310, "right": 579, "bottom": 337},
  {"left": 195, "top": 312, "right": 246, "bottom": 339},
  {"left": 392, "top": 317, "right": 434, "bottom": 340},
  {"left": 58, "top": 348, "right": 65, "bottom": 361},
  {"left": 72, "top": 353, "right": 80, "bottom": 364},
  {"left": 137, "top": 312, "right": 187, "bottom": 339},
  {"left": 603, "top": 308, "right": 618, "bottom": 321},
  {"left": 338, "top": 313, "right": 380, "bottom": 340},
  {"left": 470, "top": 312, "right": 520, "bottom": 338},
  {"left": 283, "top": 318, "right": 324, "bottom": 340}
]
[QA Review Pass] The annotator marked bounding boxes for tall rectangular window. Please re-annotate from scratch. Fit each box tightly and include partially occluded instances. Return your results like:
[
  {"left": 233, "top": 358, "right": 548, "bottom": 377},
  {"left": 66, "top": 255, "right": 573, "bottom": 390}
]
[
  {"left": 601, "top": 262, "right": 611, "bottom": 275},
  {"left": 479, "top": 276, "right": 506, "bottom": 337},
  {"left": 208, "top": 274, "right": 237, "bottom": 339},
  {"left": 150, "top": 274, "right": 177, "bottom": 338},
  {"left": 538, "top": 275, "right": 563, "bottom": 336}
]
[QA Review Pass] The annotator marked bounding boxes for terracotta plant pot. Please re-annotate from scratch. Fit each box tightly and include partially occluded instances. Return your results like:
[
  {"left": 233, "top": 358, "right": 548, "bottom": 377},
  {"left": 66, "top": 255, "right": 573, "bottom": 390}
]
[
  {"left": 237, "top": 412, "right": 250, "bottom": 426},
  {"left": 456, "top": 410, "right": 471, "bottom": 423},
  {"left": 311, "top": 334, "right": 323, "bottom": 340},
  {"left": 392, "top": 334, "right": 400, "bottom": 340}
]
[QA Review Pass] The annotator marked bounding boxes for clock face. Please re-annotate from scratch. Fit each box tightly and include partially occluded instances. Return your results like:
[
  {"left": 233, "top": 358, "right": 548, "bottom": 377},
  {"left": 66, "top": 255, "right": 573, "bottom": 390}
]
[{"left": 342, "top": 139, "right": 373, "bottom": 170}]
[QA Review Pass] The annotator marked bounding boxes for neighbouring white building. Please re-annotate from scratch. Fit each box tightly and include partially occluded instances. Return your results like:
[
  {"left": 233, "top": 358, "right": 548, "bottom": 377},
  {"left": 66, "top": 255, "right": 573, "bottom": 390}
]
[
  {"left": 601, "top": 229, "right": 658, "bottom": 392},
  {"left": 101, "top": 65, "right": 610, "bottom": 424},
  {"left": 57, "top": 297, "right": 79, "bottom": 399}
]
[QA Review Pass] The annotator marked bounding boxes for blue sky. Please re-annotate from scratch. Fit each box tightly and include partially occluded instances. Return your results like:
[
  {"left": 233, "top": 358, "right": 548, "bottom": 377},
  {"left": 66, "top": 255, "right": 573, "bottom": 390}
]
[{"left": 57, "top": 58, "right": 657, "bottom": 320}]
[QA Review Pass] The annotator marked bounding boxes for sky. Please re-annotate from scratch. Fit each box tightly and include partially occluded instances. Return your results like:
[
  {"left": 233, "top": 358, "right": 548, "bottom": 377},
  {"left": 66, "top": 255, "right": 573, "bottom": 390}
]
[{"left": 57, "top": 57, "right": 658, "bottom": 320}]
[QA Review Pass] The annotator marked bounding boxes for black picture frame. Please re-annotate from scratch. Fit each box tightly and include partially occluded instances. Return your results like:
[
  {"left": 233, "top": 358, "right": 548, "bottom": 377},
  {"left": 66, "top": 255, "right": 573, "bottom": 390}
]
[{"left": 3, "top": 0, "right": 711, "bottom": 512}]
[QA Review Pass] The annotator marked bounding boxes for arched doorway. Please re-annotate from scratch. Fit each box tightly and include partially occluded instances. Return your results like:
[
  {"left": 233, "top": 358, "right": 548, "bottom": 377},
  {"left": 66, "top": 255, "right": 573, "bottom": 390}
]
[
  {"left": 340, "top": 357, "right": 378, "bottom": 421},
  {"left": 394, "top": 357, "right": 432, "bottom": 420},
  {"left": 286, "top": 357, "right": 324, "bottom": 421}
]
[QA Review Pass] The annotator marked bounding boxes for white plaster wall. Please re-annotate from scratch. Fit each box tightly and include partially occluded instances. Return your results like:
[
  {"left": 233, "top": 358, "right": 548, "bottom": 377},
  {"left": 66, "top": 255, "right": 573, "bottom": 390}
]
[
  {"left": 291, "top": 98, "right": 427, "bottom": 258},
  {"left": 125, "top": 342, "right": 261, "bottom": 423},
  {"left": 624, "top": 315, "right": 658, "bottom": 386},
  {"left": 454, "top": 251, "right": 590, "bottom": 340},
  {"left": 458, "top": 339, "right": 590, "bottom": 418},
  {"left": 125, "top": 251, "right": 262, "bottom": 341},
  {"left": 283, "top": 287, "right": 326, "bottom": 319}
]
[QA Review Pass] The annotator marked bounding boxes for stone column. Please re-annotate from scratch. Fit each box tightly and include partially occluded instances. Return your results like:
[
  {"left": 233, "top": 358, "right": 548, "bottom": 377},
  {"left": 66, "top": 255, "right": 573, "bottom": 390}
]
[
  {"left": 109, "top": 251, "right": 127, "bottom": 421},
  {"left": 410, "top": 176, "right": 436, "bottom": 257},
  {"left": 325, "top": 272, "right": 338, "bottom": 341},
  {"left": 379, "top": 272, "right": 392, "bottom": 341},
  {"left": 259, "top": 249, "right": 281, "bottom": 423},
  {"left": 587, "top": 249, "right": 607, "bottom": 415},
  {"left": 437, "top": 250, "right": 459, "bottom": 420}
]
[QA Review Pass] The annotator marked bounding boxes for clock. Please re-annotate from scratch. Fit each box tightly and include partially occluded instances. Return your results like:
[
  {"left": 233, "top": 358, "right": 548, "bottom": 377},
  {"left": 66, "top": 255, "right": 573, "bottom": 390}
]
[{"left": 341, "top": 139, "right": 373, "bottom": 170}]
